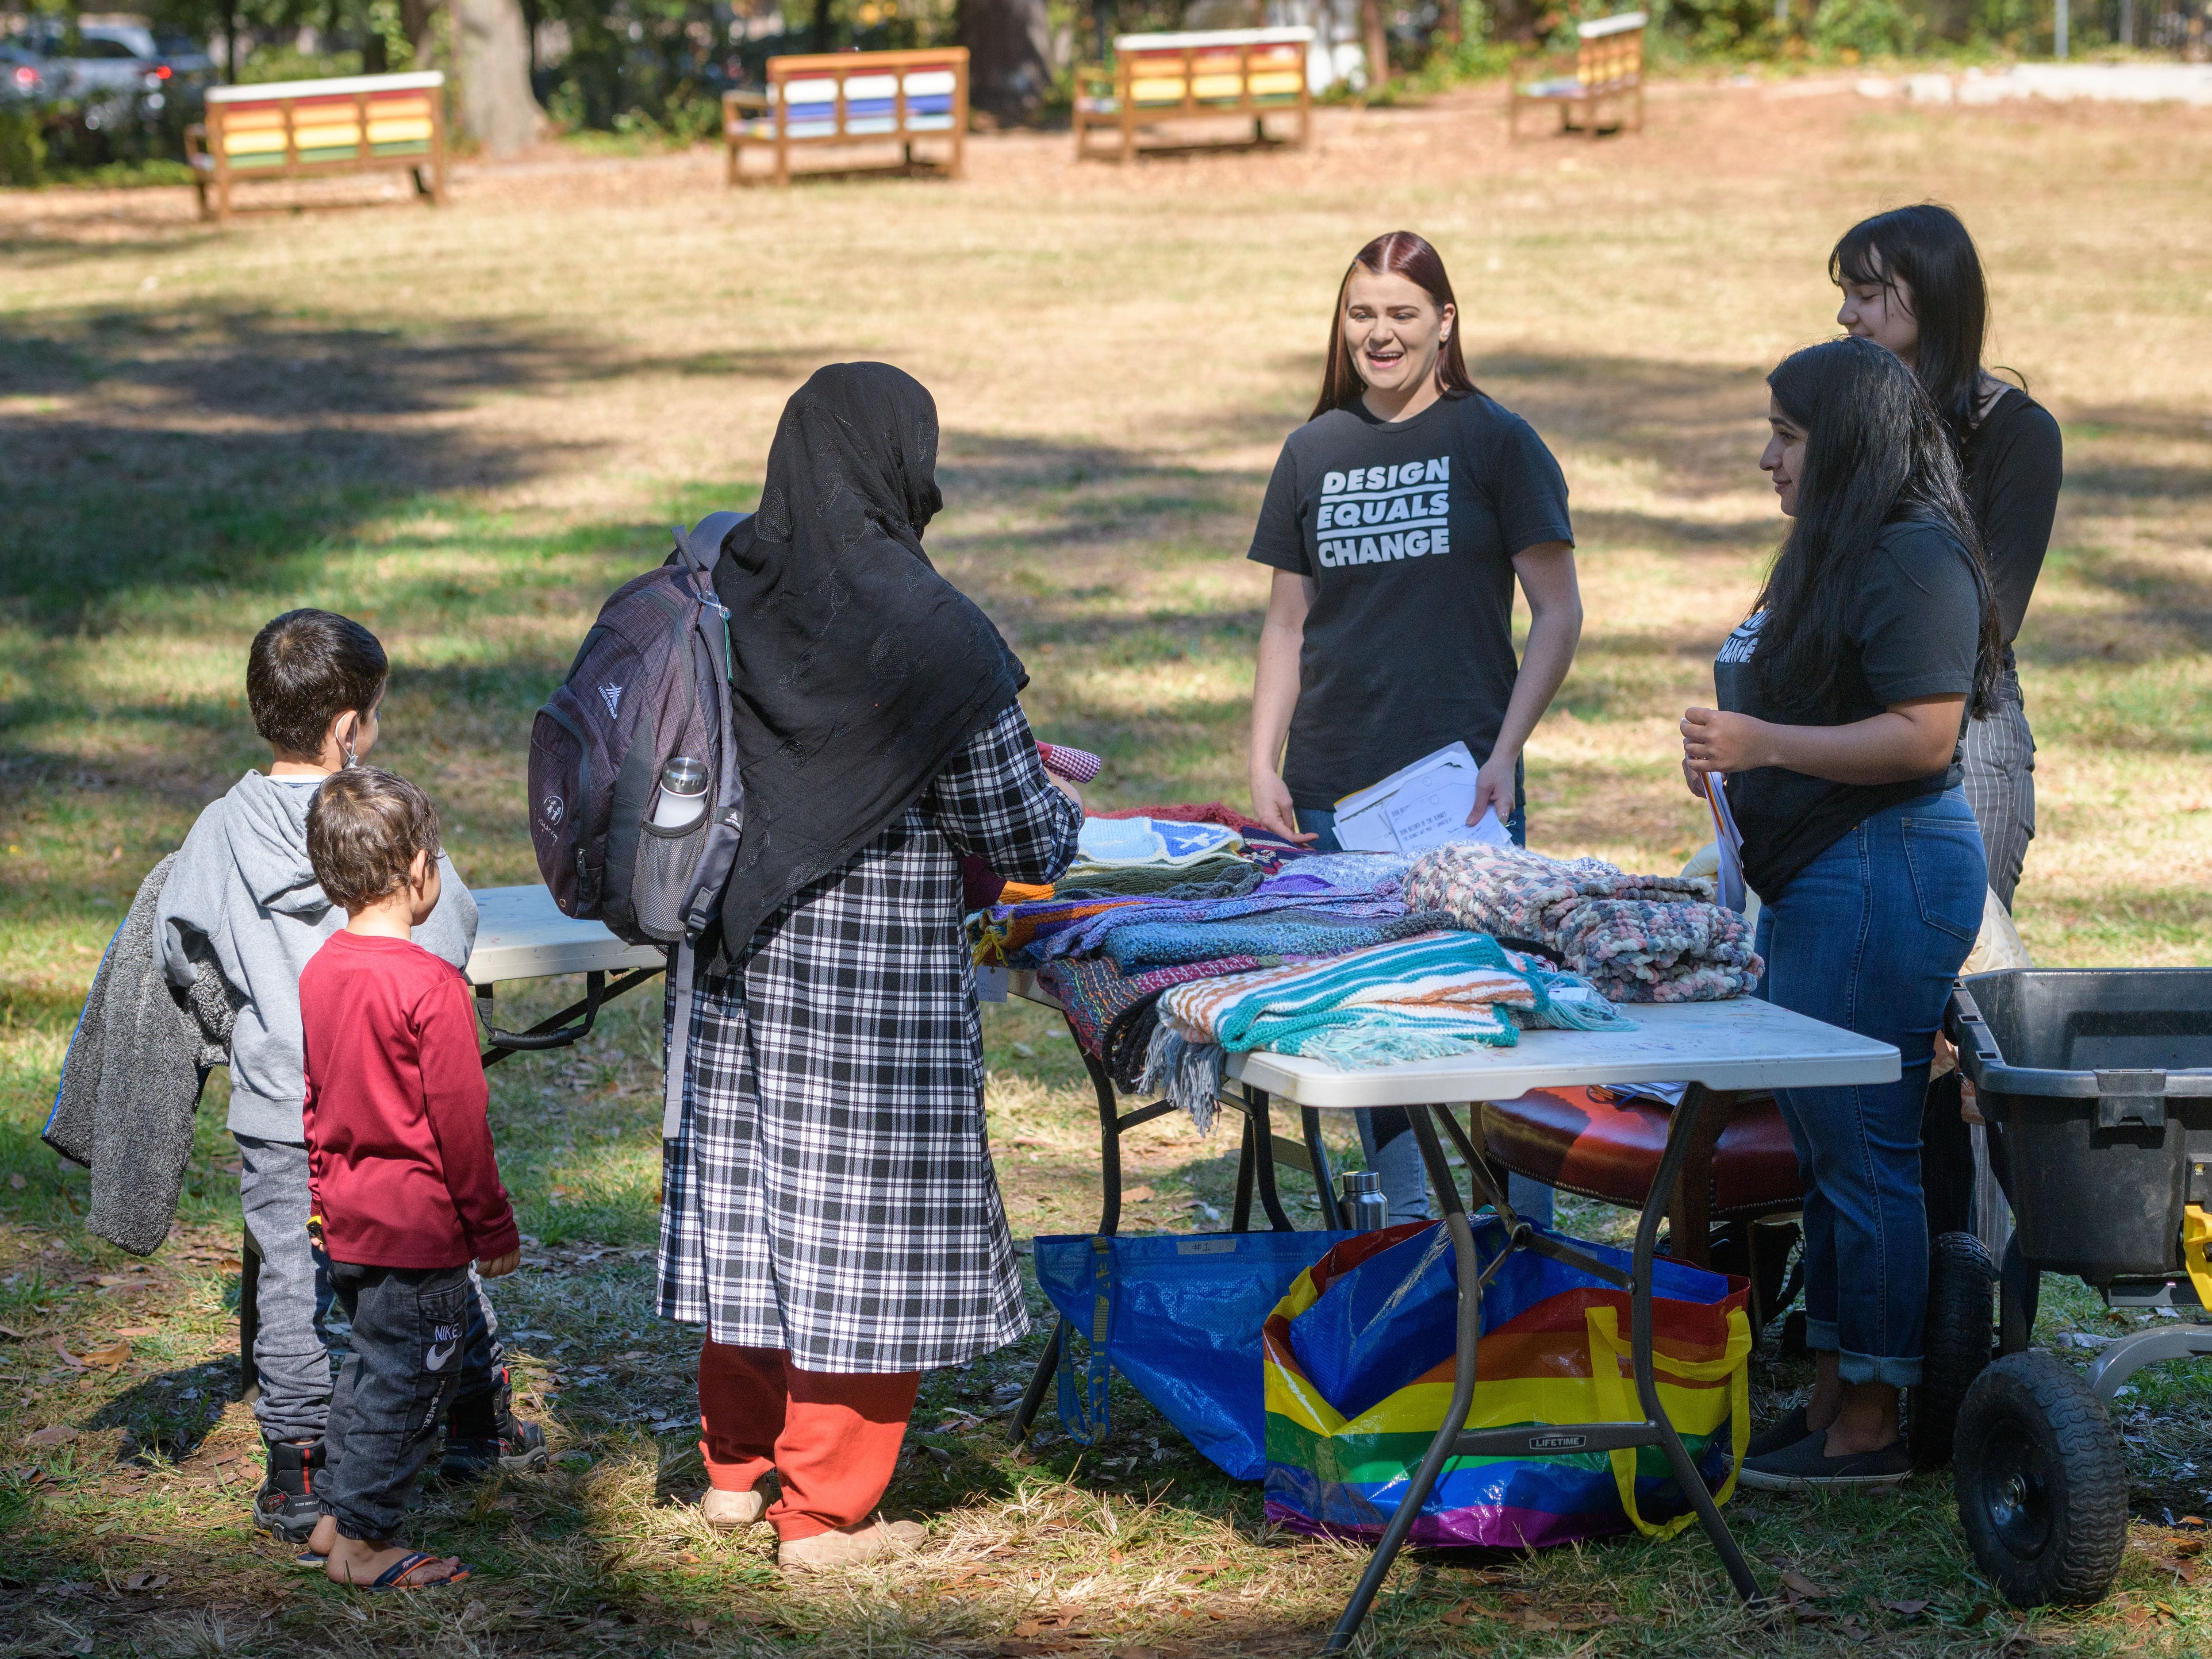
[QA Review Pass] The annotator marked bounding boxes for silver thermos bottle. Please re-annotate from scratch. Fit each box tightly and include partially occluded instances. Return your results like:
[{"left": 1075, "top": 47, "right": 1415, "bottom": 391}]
[
  {"left": 651, "top": 756, "right": 709, "bottom": 828},
  {"left": 1340, "top": 1170, "right": 1388, "bottom": 1234}
]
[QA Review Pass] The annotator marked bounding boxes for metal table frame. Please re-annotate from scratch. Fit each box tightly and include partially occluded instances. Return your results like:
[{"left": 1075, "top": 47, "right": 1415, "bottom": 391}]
[{"left": 1003, "top": 981, "right": 1898, "bottom": 1655}]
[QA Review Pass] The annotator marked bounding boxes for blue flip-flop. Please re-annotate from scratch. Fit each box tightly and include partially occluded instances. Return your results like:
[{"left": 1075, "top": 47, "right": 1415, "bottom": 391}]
[
  {"left": 292, "top": 1550, "right": 327, "bottom": 1570},
  {"left": 349, "top": 1550, "right": 470, "bottom": 1590}
]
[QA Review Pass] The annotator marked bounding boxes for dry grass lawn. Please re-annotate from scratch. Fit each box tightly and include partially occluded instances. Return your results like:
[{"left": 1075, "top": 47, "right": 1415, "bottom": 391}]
[{"left": 1, "top": 77, "right": 2208, "bottom": 1657}]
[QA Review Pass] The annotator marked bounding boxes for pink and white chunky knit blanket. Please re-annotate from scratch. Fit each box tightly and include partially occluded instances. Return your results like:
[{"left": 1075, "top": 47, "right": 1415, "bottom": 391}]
[{"left": 1403, "top": 842, "right": 1762, "bottom": 1003}]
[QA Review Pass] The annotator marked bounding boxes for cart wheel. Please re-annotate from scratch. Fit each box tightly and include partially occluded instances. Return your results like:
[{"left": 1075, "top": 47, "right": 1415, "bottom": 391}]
[
  {"left": 1953, "top": 1351, "right": 2128, "bottom": 1607},
  {"left": 1911, "top": 1231, "right": 1995, "bottom": 1468}
]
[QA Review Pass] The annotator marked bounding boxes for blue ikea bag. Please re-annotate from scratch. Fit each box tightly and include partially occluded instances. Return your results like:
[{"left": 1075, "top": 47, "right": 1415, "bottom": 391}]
[{"left": 1033, "top": 1230, "right": 1356, "bottom": 1480}]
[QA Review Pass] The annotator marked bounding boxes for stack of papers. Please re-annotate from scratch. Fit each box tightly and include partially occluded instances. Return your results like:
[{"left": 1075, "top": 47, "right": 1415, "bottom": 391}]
[
  {"left": 1702, "top": 775, "right": 1747, "bottom": 913},
  {"left": 1333, "top": 743, "right": 1513, "bottom": 857}
]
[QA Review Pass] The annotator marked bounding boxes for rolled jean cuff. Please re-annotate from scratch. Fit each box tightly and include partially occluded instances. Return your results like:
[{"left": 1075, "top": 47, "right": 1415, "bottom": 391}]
[
  {"left": 1804, "top": 1316, "right": 1839, "bottom": 1354},
  {"left": 1837, "top": 1347, "right": 1922, "bottom": 1389}
]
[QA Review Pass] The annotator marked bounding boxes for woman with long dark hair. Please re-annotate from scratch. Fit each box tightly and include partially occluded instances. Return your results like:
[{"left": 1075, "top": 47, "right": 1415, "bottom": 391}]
[
  {"left": 1831, "top": 203, "right": 2062, "bottom": 912},
  {"left": 658, "top": 364, "right": 1082, "bottom": 1569},
  {"left": 1682, "top": 337, "right": 1998, "bottom": 1489},
  {"left": 1244, "top": 230, "right": 1583, "bottom": 1227}
]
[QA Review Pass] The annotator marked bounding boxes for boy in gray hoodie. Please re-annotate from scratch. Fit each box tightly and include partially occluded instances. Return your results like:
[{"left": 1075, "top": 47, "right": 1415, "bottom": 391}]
[{"left": 158, "top": 610, "right": 543, "bottom": 1543}]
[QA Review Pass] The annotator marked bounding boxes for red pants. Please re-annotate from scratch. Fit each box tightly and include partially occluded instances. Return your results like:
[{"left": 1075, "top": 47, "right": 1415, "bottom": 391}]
[{"left": 696, "top": 1341, "right": 919, "bottom": 1542}]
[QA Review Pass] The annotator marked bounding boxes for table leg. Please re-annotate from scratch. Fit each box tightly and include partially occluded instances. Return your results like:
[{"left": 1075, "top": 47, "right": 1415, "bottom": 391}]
[
  {"left": 1244, "top": 1087, "right": 1297, "bottom": 1233},
  {"left": 1632, "top": 1083, "right": 1763, "bottom": 1604},
  {"left": 1011, "top": 1038, "right": 1126, "bottom": 1445},
  {"left": 1303, "top": 1107, "right": 1343, "bottom": 1230},
  {"left": 1231, "top": 1111, "right": 1257, "bottom": 1233},
  {"left": 1324, "top": 1103, "right": 1484, "bottom": 1655}
]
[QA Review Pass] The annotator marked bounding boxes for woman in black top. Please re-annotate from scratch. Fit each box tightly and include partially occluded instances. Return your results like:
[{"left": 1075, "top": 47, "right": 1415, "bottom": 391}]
[
  {"left": 1682, "top": 338, "right": 1999, "bottom": 1490},
  {"left": 1832, "top": 204, "right": 2063, "bottom": 912},
  {"left": 1245, "top": 230, "right": 1583, "bottom": 1227}
]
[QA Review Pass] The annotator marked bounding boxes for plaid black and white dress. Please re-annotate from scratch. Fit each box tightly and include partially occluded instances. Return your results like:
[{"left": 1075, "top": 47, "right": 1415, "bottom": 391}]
[{"left": 657, "top": 701, "right": 1081, "bottom": 1372}]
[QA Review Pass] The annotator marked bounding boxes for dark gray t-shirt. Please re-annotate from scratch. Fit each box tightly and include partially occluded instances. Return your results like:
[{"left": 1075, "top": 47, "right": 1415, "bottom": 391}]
[
  {"left": 1247, "top": 393, "right": 1574, "bottom": 808},
  {"left": 1714, "top": 518, "right": 1982, "bottom": 899}
]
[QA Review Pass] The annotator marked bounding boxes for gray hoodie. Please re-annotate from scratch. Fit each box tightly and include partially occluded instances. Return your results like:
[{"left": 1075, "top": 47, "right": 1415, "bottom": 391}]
[{"left": 156, "top": 770, "right": 477, "bottom": 1142}]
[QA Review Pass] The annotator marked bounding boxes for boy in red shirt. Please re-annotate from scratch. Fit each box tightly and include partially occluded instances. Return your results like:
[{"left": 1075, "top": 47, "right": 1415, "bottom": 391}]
[{"left": 297, "top": 767, "right": 519, "bottom": 1590}]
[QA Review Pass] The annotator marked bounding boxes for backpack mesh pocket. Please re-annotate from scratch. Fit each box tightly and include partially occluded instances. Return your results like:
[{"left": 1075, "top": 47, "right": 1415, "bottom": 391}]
[{"left": 632, "top": 813, "right": 711, "bottom": 943}]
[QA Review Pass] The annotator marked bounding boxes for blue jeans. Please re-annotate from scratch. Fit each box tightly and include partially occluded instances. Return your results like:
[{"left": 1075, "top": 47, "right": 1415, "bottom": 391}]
[
  {"left": 1755, "top": 790, "right": 1985, "bottom": 1389},
  {"left": 1295, "top": 794, "right": 1552, "bottom": 1229}
]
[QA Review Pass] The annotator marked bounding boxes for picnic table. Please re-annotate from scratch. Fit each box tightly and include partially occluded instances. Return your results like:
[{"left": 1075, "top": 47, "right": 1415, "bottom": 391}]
[{"left": 1003, "top": 972, "right": 1897, "bottom": 1655}]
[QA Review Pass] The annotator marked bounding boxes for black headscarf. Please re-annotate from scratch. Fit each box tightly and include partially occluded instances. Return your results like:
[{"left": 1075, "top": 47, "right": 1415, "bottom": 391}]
[{"left": 713, "top": 362, "right": 1025, "bottom": 958}]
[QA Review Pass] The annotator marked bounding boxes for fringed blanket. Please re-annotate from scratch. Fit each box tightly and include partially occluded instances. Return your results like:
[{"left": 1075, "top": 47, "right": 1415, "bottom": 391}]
[
  {"left": 1404, "top": 843, "right": 1761, "bottom": 1003},
  {"left": 1137, "top": 932, "right": 1633, "bottom": 1130}
]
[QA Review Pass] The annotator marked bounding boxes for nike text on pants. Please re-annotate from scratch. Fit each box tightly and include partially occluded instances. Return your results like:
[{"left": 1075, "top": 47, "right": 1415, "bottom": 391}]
[
  {"left": 321, "top": 1260, "right": 471, "bottom": 1541},
  {"left": 697, "top": 1340, "right": 920, "bottom": 1542}
]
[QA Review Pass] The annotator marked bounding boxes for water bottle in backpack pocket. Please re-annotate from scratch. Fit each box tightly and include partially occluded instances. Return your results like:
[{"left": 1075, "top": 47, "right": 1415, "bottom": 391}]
[{"left": 528, "top": 514, "right": 749, "bottom": 947}]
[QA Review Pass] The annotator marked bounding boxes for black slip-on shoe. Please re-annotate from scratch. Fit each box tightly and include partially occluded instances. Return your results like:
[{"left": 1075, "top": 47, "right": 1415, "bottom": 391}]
[
  {"left": 1745, "top": 1406, "right": 1813, "bottom": 1460},
  {"left": 438, "top": 1416, "right": 548, "bottom": 1482},
  {"left": 1738, "top": 1431, "right": 1912, "bottom": 1492}
]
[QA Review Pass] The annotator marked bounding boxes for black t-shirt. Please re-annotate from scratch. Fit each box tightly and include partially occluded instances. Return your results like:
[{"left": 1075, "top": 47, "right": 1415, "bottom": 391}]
[
  {"left": 1247, "top": 393, "right": 1574, "bottom": 808},
  {"left": 1714, "top": 519, "right": 1982, "bottom": 900},
  {"left": 1966, "top": 387, "right": 2063, "bottom": 662}
]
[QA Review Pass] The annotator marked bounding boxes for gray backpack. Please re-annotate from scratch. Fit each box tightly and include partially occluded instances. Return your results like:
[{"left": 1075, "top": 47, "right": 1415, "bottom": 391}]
[{"left": 527, "top": 514, "right": 747, "bottom": 947}]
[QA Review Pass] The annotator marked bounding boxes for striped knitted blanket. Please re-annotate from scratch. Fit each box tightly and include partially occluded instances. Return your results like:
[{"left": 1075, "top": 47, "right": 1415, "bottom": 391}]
[
  {"left": 1138, "top": 932, "right": 1630, "bottom": 1129},
  {"left": 1038, "top": 954, "right": 1271, "bottom": 1089},
  {"left": 1405, "top": 843, "right": 1760, "bottom": 1003}
]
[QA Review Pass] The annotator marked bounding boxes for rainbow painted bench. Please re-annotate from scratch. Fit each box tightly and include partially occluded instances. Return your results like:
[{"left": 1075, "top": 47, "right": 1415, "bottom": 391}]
[
  {"left": 722, "top": 49, "right": 968, "bottom": 187},
  {"left": 1074, "top": 27, "right": 1313, "bottom": 163},
  {"left": 184, "top": 70, "right": 447, "bottom": 225}
]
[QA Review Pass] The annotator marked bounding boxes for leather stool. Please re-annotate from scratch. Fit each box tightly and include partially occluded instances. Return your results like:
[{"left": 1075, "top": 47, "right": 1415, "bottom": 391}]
[{"left": 1479, "top": 1085, "right": 1805, "bottom": 1330}]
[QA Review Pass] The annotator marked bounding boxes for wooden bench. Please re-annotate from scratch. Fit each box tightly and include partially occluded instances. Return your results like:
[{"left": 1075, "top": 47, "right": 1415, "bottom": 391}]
[
  {"left": 1074, "top": 27, "right": 1313, "bottom": 163},
  {"left": 722, "top": 49, "right": 968, "bottom": 187},
  {"left": 185, "top": 70, "right": 447, "bottom": 225},
  {"left": 1509, "top": 10, "right": 1646, "bottom": 141}
]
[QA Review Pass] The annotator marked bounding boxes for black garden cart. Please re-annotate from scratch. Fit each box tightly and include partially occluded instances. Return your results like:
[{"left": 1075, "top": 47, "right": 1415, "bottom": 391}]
[{"left": 1927, "top": 968, "right": 2212, "bottom": 1606}]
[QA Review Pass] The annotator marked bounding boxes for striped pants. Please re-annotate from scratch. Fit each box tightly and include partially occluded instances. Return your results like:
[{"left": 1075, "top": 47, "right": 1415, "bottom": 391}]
[{"left": 1962, "top": 674, "right": 2035, "bottom": 912}]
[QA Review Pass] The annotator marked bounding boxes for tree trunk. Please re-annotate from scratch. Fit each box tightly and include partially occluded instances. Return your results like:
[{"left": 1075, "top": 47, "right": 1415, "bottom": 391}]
[
  {"left": 1361, "top": 0, "right": 1388, "bottom": 89},
  {"left": 453, "top": 0, "right": 546, "bottom": 157},
  {"left": 959, "top": 0, "right": 1055, "bottom": 122}
]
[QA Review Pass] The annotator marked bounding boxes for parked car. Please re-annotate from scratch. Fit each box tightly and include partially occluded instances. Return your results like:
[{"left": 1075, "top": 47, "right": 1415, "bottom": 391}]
[
  {"left": 12, "top": 19, "right": 167, "bottom": 99},
  {"left": 0, "top": 41, "right": 56, "bottom": 101}
]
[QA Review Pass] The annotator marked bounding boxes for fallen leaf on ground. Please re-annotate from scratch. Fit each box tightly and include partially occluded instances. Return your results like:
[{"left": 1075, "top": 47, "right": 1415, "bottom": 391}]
[
  {"left": 0, "top": 1324, "right": 21, "bottom": 1341},
  {"left": 1883, "top": 1598, "right": 1930, "bottom": 1616},
  {"left": 26, "top": 1425, "right": 77, "bottom": 1447},
  {"left": 1123, "top": 1185, "right": 1155, "bottom": 1203},
  {"left": 687, "top": 1617, "right": 710, "bottom": 1636},
  {"left": 123, "top": 1571, "right": 169, "bottom": 1592},
  {"left": 115, "top": 1326, "right": 156, "bottom": 1338},
  {"left": 80, "top": 1338, "right": 131, "bottom": 1368},
  {"left": 1519, "top": 1610, "right": 1558, "bottom": 1631},
  {"left": 53, "top": 1338, "right": 84, "bottom": 1369},
  {"left": 217, "top": 1256, "right": 242, "bottom": 1271},
  {"left": 1781, "top": 1570, "right": 1834, "bottom": 1599},
  {"left": 615, "top": 1351, "right": 647, "bottom": 1361}
]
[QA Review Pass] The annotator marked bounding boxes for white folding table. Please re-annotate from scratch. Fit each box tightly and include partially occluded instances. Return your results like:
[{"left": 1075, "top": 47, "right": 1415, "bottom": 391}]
[
  {"left": 467, "top": 885, "right": 668, "bottom": 1065},
  {"left": 1005, "top": 975, "right": 1897, "bottom": 1655}
]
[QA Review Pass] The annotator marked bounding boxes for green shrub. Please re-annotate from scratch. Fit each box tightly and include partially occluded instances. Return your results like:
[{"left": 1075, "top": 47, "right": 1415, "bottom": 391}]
[
  {"left": 0, "top": 103, "right": 45, "bottom": 188},
  {"left": 1811, "top": 0, "right": 1925, "bottom": 53}
]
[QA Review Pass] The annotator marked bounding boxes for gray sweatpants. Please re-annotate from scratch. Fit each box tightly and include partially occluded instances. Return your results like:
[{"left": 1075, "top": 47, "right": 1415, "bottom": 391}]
[{"left": 237, "top": 1133, "right": 508, "bottom": 1445}]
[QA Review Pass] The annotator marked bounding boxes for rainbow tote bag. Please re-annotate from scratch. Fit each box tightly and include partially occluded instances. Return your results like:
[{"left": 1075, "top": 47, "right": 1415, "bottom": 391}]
[{"left": 1263, "top": 1218, "right": 1751, "bottom": 1548}]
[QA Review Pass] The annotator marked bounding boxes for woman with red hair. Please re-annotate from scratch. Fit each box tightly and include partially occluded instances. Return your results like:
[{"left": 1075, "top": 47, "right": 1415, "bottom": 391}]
[{"left": 1245, "top": 230, "right": 1584, "bottom": 1226}]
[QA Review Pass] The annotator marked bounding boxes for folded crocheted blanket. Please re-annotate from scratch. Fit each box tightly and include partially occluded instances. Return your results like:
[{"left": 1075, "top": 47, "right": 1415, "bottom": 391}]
[
  {"left": 1404, "top": 843, "right": 1761, "bottom": 1003},
  {"left": 1038, "top": 954, "right": 1271, "bottom": 1089},
  {"left": 1026, "top": 888, "right": 1409, "bottom": 965},
  {"left": 1052, "top": 851, "right": 1263, "bottom": 901},
  {"left": 1100, "top": 908, "right": 1453, "bottom": 972}
]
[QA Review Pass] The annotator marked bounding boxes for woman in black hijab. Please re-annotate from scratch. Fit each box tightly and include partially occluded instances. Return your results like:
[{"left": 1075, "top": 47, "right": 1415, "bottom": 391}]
[{"left": 658, "top": 364, "right": 1082, "bottom": 1571}]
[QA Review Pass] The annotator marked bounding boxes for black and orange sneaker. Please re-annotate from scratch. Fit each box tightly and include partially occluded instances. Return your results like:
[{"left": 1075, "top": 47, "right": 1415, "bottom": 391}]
[{"left": 252, "top": 1436, "right": 325, "bottom": 1543}]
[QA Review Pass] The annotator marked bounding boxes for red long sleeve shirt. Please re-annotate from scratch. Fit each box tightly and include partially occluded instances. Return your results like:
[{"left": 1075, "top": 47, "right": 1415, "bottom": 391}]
[{"left": 300, "top": 931, "right": 518, "bottom": 1269}]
